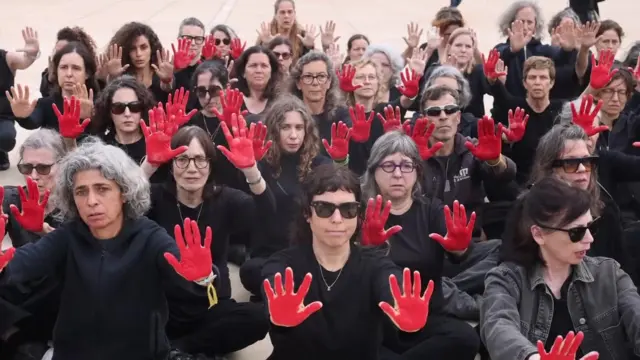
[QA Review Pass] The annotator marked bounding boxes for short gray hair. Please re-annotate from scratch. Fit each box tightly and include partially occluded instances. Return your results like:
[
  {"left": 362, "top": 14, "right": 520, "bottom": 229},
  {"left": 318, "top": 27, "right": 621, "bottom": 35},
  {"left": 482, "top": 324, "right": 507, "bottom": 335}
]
[
  {"left": 498, "top": 0, "right": 545, "bottom": 39},
  {"left": 547, "top": 8, "right": 581, "bottom": 35},
  {"left": 53, "top": 137, "right": 150, "bottom": 222},
  {"left": 361, "top": 131, "right": 424, "bottom": 201},
  {"left": 423, "top": 65, "right": 472, "bottom": 108},
  {"left": 178, "top": 17, "right": 205, "bottom": 36},
  {"left": 19, "top": 128, "right": 67, "bottom": 161},
  {"left": 364, "top": 44, "right": 404, "bottom": 87}
]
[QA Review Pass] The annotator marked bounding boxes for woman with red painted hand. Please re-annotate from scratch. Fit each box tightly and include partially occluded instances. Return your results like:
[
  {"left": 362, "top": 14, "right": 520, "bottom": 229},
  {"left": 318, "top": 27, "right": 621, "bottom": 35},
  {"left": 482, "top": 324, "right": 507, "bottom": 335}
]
[
  {"left": 140, "top": 118, "right": 272, "bottom": 357},
  {"left": 7, "top": 41, "right": 98, "bottom": 134},
  {"left": 481, "top": 177, "right": 639, "bottom": 360},
  {"left": 0, "top": 138, "right": 215, "bottom": 360},
  {"left": 261, "top": 163, "right": 435, "bottom": 359},
  {"left": 232, "top": 46, "right": 281, "bottom": 115},
  {"left": 359, "top": 130, "right": 479, "bottom": 358},
  {"left": 529, "top": 123, "right": 639, "bottom": 286},
  {"left": 239, "top": 95, "right": 331, "bottom": 299},
  {"left": 0, "top": 129, "right": 66, "bottom": 359},
  {"left": 0, "top": 26, "right": 40, "bottom": 170},
  {"left": 105, "top": 22, "right": 174, "bottom": 103}
]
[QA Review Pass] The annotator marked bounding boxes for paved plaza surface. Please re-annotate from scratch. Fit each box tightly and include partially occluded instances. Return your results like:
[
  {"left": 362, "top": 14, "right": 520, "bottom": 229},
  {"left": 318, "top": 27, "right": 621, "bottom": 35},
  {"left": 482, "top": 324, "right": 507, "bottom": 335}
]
[{"left": 0, "top": 0, "right": 638, "bottom": 358}]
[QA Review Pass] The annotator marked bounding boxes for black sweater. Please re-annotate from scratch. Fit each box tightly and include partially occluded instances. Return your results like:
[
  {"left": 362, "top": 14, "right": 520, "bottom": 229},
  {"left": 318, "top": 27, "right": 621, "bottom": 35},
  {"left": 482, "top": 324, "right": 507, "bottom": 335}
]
[
  {"left": 0, "top": 217, "right": 182, "bottom": 360},
  {"left": 262, "top": 243, "right": 402, "bottom": 360}
]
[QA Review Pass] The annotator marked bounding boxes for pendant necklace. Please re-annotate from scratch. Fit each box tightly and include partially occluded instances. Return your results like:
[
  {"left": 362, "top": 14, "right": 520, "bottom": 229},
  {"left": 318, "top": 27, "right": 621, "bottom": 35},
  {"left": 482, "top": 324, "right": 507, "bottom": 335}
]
[
  {"left": 176, "top": 201, "right": 204, "bottom": 224},
  {"left": 318, "top": 263, "right": 344, "bottom": 291}
]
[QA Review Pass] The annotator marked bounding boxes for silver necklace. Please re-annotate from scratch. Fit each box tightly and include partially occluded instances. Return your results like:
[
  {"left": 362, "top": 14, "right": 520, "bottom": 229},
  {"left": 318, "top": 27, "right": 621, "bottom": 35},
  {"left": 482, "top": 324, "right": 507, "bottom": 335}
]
[
  {"left": 176, "top": 201, "right": 204, "bottom": 224},
  {"left": 318, "top": 263, "right": 344, "bottom": 291}
]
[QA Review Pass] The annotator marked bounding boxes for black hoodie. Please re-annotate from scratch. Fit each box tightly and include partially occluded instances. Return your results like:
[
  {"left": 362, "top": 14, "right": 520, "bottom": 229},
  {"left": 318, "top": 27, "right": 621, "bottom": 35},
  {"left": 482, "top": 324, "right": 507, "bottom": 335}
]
[{"left": 0, "top": 216, "right": 184, "bottom": 360}]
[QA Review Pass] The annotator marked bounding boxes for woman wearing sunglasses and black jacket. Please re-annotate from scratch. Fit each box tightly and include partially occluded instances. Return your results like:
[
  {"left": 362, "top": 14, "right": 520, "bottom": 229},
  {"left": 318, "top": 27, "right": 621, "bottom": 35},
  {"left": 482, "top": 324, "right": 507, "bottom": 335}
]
[
  {"left": 528, "top": 123, "right": 640, "bottom": 283},
  {"left": 481, "top": 177, "right": 636, "bottom": 360}
]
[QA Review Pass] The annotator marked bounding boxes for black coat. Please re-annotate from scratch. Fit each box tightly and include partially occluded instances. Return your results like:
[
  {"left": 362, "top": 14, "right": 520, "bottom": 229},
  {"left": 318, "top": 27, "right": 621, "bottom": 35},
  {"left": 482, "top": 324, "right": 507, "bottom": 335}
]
[{"left": 0, "top": 216, "right": 184, "bottom": 360}]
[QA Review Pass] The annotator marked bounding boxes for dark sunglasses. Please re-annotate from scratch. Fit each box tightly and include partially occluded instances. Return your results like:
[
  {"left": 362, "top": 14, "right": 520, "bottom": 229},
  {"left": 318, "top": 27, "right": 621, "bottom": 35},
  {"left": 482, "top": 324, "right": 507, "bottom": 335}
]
[
  {"left": 195, "top": 85, "right": 222, "bottom": 98},
  {"left": 310, "top": 201, "right": 360, "bottom": 219},
  {"left": 424, "top": 104, "right": 460, "bottom": 117},
  {"left": 111, "top": 101, "right": 143, "bottom": 115},
  {"left": 273, "top": 51, "right": 291, "bottom": 60},
  {"left": 537, "top": 217, "right": 600, "bottom": 242},
  {"left": 17, "top": 162, "right": 55, "bottom": 175},
  {"left": 552, "top": 156, "right": 598, "bottom": 173},
  {"left": 215, "top": 38, "right": 231, "bottom": 46}
]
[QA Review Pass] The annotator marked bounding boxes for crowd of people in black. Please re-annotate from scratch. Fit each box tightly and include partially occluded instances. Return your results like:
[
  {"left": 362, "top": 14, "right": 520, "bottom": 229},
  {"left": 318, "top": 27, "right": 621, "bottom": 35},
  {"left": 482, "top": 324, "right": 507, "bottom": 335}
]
[{"left": 0, "top": 0, "right": 639, "bottom": 359}]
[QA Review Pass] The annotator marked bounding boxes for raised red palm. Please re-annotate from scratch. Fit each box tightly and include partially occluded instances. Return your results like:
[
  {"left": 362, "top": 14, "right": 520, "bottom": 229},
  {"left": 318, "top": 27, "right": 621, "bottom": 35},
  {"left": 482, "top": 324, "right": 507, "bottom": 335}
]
[
  {"left": 172, "top": 38, "right": 197, "bottom": 70},
  {"left": 377, "top": 105, "right": 403, "bottom": 132},
  {"left": 52, "top": 96, "right": 90, "bottom": 138},
  {"left": 322, "top": 121, "right": 351, "bottom": 161},
  {"left": 9, "top": 177, "right": 49, "bottom": 233},
  {"left": 212, "top": 86, "right": 248, "bottom": 126},
  {"left": 251, "top": 121, "right": 272, "bottom": 161},
  {"left": 429, "top": 200, "right": 475, "bottom": 252},
  {"left": 201, "top": 36, "right": 218, "bottom": 60},
  {"left": 336, "top": 64, "right": 362, "bottom": 93},
  {"left": 498, "top": 107, "right": 529, "bottom": 143},
  {"left": 165, "top": 88, "right": 197, "bottom": 128},
  {"left": 482, "top": 49, "right": 507, "bottom": 80},
  {"left": 465, "top": 116, "right": 502, "bottom": 161},
  {"left": 230, "top": 38, "right": 246, "bottom": 60},
  {"left": 405, "top": 117, "right": 444, "bottom": 160},
  {"left": 590, "top": 50, "right": 618, "bottom": 90},
  {"left": 361, "top": 195, "right": 403, "bottom": 246},
  {"left": 141, "top": 106, "right": 188, "bottom": 166},
  {"left": 349, "top": 104, "right": 373, "bottom": 143},
  {"left": 263, "top": 267, "right": 323, "bottom": 327},
  {"left": 571, "top": 95, "right": 608, "bottom": 136},
  {"left": 379, "top": 268, "right": 434, "bottom": 332},
  {"left": 216, "top": 114, "right": 257, "bottom": 169},
  {"left": 537, "top": 331, "right": 599, "bottom": 360},
  {"left": 164, "top": 218, "right": 213, "bottom": 282},
  {"left": 397, "top": 68, "right": 421, "bottom": 98}
]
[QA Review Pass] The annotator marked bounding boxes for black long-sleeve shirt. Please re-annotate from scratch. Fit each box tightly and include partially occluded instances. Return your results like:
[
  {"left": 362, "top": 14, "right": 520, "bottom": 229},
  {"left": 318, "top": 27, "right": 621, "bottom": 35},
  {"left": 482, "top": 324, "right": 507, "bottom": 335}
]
[
  {"left": 261, "top": 243, "right": 402, "bottom": 360},
  {"left": 0, "top": 217, "right": 182, "bottom": 360}
]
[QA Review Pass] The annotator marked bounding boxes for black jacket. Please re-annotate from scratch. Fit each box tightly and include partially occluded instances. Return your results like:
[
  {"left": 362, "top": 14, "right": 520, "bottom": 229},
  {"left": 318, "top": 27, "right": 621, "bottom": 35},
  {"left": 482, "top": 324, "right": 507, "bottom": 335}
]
[{"left": 0, "top": 216, "right": 184, "bottom": 360}]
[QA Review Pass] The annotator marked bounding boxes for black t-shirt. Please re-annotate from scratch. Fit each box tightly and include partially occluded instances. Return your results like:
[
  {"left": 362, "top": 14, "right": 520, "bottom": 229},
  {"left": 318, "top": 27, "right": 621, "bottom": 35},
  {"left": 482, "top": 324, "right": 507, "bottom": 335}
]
[
  {"left": 0, "top": 50, "right": 14, "bottom": 117},
  {"left": 262, "top": 243, "right": 402, "bottom": 360},
  {"left": 386, "top": 198, "right": 448, "bottom": 312},
  {"left": 545, "top": 277, "right": 583, "bottom": 358}
]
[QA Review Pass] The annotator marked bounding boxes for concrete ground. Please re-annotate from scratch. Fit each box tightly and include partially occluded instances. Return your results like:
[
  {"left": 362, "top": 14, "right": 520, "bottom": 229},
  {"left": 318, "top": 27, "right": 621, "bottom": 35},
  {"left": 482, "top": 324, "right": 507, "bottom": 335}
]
[{"left": 0, "top": 0, "right": 637, "bottom": 358}]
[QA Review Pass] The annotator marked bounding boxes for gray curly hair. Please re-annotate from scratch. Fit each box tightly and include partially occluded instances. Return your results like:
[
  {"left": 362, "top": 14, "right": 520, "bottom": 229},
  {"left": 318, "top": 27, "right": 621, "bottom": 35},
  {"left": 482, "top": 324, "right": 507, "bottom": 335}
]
[
  {"left": 498, "top": 0, "right": 545, "bottom": 39},
  {"left": 423, "top": 65, "right": 472, "bottom": 108},
  {"left": 53, "top": 137, "right": 150, "bottom": 222},
  {"left": 547, "top": 8, "right": 581, "bottom": 35},
  {"left": 288, "top": 51, "right": 343, "bottom": 117},
  {"left": 364, "top": 44, "right": 404, "bottom": 87}
]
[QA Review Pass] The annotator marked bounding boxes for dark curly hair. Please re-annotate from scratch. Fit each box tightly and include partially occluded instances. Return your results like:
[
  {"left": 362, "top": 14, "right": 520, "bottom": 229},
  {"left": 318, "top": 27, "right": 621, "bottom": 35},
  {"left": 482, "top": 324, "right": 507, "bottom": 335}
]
[
  {"left": 51, "top": 42, "right": 100, "bottom": 96},
  {"left": 233, "top": 45, "right": 281, "bottom": 102},
  {"left": 108, "top": 22, "right": 163, "bottom": 73},
  {"left": 90, "top": 75, "right": 155, "bottom": 136},
  {"left": 263, "top": 94, "right": 320, "bottom": 181},
  {"left": 56, "top": 26, "right": 98, "bottom": 61}
]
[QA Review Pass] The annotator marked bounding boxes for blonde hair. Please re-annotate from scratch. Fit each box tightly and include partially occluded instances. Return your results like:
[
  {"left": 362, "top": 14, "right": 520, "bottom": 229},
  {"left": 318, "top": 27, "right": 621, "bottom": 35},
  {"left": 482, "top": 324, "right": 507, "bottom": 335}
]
[
  {"left": 346, "top": 58, "right": 383, "bottom": 106},
  {"left": 444, "top": 27, "right": 477, "bottom": 74}
]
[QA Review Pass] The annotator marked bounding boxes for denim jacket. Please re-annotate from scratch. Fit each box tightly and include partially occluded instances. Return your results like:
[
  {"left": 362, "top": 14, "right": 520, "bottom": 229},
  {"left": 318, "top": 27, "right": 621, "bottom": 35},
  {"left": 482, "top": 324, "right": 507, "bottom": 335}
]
[{"left": 480, "top": 257, "right": 640, "bottom": 360}]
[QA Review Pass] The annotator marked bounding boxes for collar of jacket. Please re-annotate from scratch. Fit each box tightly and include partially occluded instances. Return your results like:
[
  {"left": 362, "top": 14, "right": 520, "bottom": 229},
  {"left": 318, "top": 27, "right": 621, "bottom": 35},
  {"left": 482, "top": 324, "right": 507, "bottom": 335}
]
[
  {"left": 529, "top": 260, "right": 595, "bottom": 291},
  {"left": 452, "top": 132, "right": 472, "bottom": 155}
]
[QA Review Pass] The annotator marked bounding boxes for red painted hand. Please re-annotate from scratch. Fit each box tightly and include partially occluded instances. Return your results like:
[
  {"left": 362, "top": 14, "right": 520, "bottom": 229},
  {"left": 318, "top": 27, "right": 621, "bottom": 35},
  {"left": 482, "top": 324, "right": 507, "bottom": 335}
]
[
  {"left": 322, "top": 121, "right": 351, "bottom": 161},
  {"left": 429, "top": 200, "right": 475, "bottom": 252},
  {"left": 9, "top": 177, "right": 49, "bottom": 233},
  {"left": 212, "top": 86, "right": 248, "bottom": 126},
  {"left": 52, "top": 96, "right": 90, "bottom": 138},
  {"left": 590, "top": 50, "right": 618, "bottom": 90},
  {"left": 498, "top": 107, "right": 529, "bottom": 142},
  {"left": 482, "top": 49, "right": 507, "bottom": 80},
  {"left": 141, "top": 107, "right": 188, "bottom": 166},
  {"left": 349, "top": 104, "right": 373, "bottom": 143},
  {"left": 397, "top": 68, "right": 421, "bottom": 98},
  {"left": 164, "top": 218, "right": 213, "bottom": 282},
  {"left": 251, "top": 121, "right": 272, "bottom": 161},
  {"left": 379, "top": 269, "right": 434, "bottom": 333},
  {"left": 201, "top": 35, "right": 218, "bottom": 60},
  {"left": 377, "top": 105, "right": 403, "bottom": 132},
  {"left": 230, "top": 38, "right": 246, "bottom": 60},
  {"left": 166, "top": 88, "right": 198, "bottom": 128},
  {"left": 336, "top": 64, "right": 362, "bottom": 93},
  {"left": 537, "top": 331, "right": 599, "bottom": 360},
  {"left": 361, "top": 195, "right": 403, "bottom": 246},
  {"left": 571, "top": 95, "right": 608, "bottom": 136},
  {"left": 405, "top": 117, "right": 443, "bottom": 160},
  {"left": 465, "top": 116, "right": 502, "bottom": 161},
  {"left": 263, "top": 267, "right": 323, "bottom": 327},
  {"left": 172, "top": 38, "right": 197, "bottom": 70},
  {"left": 0, "top": 247, "right": 15, "bottom": 273},
  {"left": 216, "top": 114, "right": 257, "bottom": 169}
]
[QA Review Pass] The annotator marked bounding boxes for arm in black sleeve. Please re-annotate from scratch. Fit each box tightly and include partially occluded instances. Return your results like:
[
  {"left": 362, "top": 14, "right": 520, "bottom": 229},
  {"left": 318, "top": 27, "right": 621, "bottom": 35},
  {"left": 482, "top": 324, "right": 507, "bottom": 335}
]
[
  {"left": 15, "top": 98, "right": 50, "bottom": 130},
  {"left": 39, "top": 68, "right": 52, "bottom": 98},
  {"left": 1, "top": 226, "right": 69, "bottom": 284},
  {"left": 371, "top": 252, "right": 403, "bottom": 305},
  {"left": 601, "top": 150, "right": 640, "bottom": 182}
]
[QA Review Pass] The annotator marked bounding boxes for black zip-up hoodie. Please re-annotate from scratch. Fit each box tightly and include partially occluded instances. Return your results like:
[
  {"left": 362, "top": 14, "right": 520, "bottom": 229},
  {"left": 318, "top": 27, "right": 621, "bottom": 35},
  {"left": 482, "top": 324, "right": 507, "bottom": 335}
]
[{"left": 0, "top": 216, "right": 182, "bottom": 360}]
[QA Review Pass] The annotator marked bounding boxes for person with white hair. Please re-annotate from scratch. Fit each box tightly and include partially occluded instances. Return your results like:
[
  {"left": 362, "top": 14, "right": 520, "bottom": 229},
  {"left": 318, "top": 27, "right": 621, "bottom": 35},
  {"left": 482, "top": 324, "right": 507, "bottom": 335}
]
[{"left": 0, "top": 139, "right": 214, "bottom": 360}]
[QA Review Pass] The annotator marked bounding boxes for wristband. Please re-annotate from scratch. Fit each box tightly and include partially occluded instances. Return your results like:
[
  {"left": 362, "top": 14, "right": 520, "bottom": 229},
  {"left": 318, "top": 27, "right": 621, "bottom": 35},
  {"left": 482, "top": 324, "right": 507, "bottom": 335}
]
[
  {"left": 486, "top": 155, "right": 502, "bottom": 167},
  {"left": 195, "top": 271, "right": 216, "bottom": 286},
  {"left": 334, "top": 155, "right": 349, "bottom": 165},
  {"left": 246, "top": 175, "right": 262, "bottom": 185}
]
